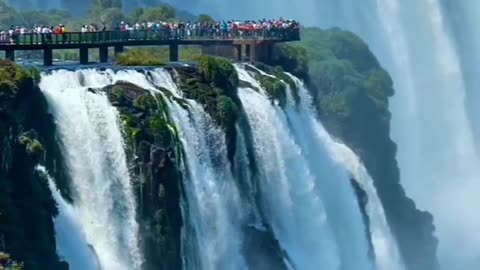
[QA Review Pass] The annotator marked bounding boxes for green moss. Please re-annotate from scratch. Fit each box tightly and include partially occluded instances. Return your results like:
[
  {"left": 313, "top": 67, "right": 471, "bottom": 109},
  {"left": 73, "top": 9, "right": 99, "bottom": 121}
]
[
  {"left": 134, "top": 95, "right": 157, "bottom": 112},
  {"left": 111, "top": 86, "right": 127, "bottom": 105},
  {"left": 260, "top": 75, "right": 287, "bottom": 107},
  {"left": 18, "top": 135, "right": 44, "bottom": 155},
  {"left": 0, "top": 60, "right": 33, "bottom": 95},
  {"left": 217, "top": 96, "right": 239, "bottom": 130},
  {"left": 147, "top": 114, "right": 173, "bottom": 145},
  {"left": 272, "top": 66, "right": 300, "bottom": 105},
  {"left": 197, "top": 56, "right": 239, "bottom": 92}
]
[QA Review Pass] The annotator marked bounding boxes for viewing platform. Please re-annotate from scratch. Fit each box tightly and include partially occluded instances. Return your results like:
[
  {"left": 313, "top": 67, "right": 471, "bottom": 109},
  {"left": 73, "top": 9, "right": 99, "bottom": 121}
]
[{"left": 0, "top": 29, "right": 300, "bottom": 66}]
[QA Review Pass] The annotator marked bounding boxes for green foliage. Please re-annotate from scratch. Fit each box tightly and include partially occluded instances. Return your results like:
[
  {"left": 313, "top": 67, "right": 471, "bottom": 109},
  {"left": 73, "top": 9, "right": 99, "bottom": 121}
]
[
  {"left": 111, "top": 86, "right": 126, "bottom": 104},
  {"left": 270, "top": 44, "right": 309, "bottom": 79},
  {"left": 128, "top": 8, "right": 144, "bottom": 23},
  {"left": 197, "top": 56, "right": 239, "bottom": 92},
  {"left": 142, "top": 5, "right": 176, "bottom": 22},
  {"left": 99, "top": 8, "right": 125, "bottom": 28},
  {"left": 197, "top": 14, "right": 214, "bottom": 23},
  {"left": 0, "top": 252, "right": 24, "bottom": 270},
  {"left": 147, "top": 113, "right": 172, "bottom": 144},
  {"left": 116, "top": 50, "right": 165, "bottom": 66},
  {"left": 133, "top": 95, "right": 157, "bottom": 111},
  {"left": 290, "top": 27, "right": 394, "bottom": 120},
  {"left": 18, "top": 135, "right": 44, "bottom": 155},
  {"left": 260, "top": 75, "right": 287, "bottom": 107},
  {"left": 272, "top": 66, "right": 300, "bottom": 105},
  {"left": 217, "top": 96, "right": 239, "bottom": 129},
  {"left": 0, "top": 60, "right": 32, "bottom": 94}
]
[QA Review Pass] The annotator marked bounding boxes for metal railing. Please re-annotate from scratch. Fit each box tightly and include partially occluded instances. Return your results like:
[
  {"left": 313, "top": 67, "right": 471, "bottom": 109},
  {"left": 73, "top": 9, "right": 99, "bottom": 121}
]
[{"left": 0, "top": 28, "right": 300, "bottom": 46}]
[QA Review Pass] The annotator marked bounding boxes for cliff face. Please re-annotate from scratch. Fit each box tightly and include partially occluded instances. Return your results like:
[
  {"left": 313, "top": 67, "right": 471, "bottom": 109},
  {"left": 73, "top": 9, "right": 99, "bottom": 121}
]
[
  {"left": 0, "top": 60, "right": 68, "bottom": 270},
  {"left": 273, "top": 27, "right": 440, "bottom": 270}
]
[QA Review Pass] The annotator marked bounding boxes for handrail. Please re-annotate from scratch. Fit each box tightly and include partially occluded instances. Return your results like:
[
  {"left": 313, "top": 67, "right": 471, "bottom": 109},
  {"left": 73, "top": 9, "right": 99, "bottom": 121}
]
[{"left": 0, "top": 28, "right": 300, "bottom": 46}]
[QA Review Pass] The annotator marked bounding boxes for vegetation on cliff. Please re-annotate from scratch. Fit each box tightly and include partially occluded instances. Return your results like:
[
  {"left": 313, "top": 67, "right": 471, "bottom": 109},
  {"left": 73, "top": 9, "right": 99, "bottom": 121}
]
[
  {"left": 105, "top": 81, "right": 183, "bottom": 270},
  {"left": 0, "top": 61, "right": 68, "bottom": 270},
  {"left": 173, "top": 56, "right": 241, "bottom": 161},
  {"left": 270, "top": 27, "right": 439, "bottom": 270}
]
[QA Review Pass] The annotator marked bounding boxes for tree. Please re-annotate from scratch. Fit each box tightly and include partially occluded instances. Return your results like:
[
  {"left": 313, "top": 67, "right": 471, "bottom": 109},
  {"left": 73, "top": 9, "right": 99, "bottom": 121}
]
[
  {"left": 197, "top": 14, "right": 214, "bottom": 23},
  {"left": 129, "top": 8, "right": 144, "bottom": 23},
  {"left": 142, "top": 6, "right": 176, "bottom": 22},
  {"left": 92, "top": 0, "right": 122, "bottom": 9},
  {"left": 99, "top": 8, "right": 125, "bottom": 28}
]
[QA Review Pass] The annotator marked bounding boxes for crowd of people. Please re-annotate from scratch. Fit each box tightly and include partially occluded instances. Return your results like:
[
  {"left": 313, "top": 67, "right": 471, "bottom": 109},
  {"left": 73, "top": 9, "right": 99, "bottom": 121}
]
[
  {"left": 0, "top": 24, "right": 68, "bottom": 44},
  {"left": 0, "top": 18, "right": 299, "bottom": 44}
]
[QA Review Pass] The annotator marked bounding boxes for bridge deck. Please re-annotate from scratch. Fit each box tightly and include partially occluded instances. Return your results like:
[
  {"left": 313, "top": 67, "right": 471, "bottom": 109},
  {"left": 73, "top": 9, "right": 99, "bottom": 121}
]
[{"left": 0, "top": 29, "right": 300, "bottom": 50}]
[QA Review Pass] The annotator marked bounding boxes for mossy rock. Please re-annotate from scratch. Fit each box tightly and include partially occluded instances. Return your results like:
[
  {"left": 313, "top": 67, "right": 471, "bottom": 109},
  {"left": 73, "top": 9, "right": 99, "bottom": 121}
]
[
  {"left": 272, "top": 66, "right": 300, "bottom": 105},
  {"left": 197, "top": 55, "right": 239, "bottom": 93},
  {"left": 134, "top": 94, "right": 157, "bottom": 112},
  {"left": 18, "top": 134, "right": 44, "bottom": 155},
  {"left": 259, "top": 75, "right": 287, "bottom": 107},
  {"left": 217, "top": 96, "right": 239, "bottom": 130}
]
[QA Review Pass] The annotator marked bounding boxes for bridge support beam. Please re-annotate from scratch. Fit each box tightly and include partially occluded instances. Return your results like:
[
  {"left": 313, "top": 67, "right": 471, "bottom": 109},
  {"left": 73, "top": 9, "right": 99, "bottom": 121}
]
[
  {"left": 169, "top": 44, "right": 179, "bottom": 62},
  {"left": 99, "top": 46, "right": 108, "bottom": 63},
  {"left": 5, "top": 49, "right": 14, "bottom": 61},
  {"left": 114, "top": 45, "right": 124, "bottom": 56},
  {"left": 80, "top": 47, "right": 88, "bottom": 65},
  {"left": 234, "top": 45, "right": 242, "bottom": 61},
  {"left": 43, "top": 48, "right": 52, "bottom": 66},
  {"left": 244, "top": 44, "right": 251, "bottom": 61}
]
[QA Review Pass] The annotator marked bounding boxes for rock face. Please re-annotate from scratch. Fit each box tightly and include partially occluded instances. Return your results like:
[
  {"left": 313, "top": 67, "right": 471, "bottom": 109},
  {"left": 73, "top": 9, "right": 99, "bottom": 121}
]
[
  {"left": 271, "top": 28, "right": 440, "bottom": 270},
  {"left": 0, "top": 60, "right": 68, "bottom": 270},
  {"left": 104, "top": 81, "right": 183, "bottom": 270}
]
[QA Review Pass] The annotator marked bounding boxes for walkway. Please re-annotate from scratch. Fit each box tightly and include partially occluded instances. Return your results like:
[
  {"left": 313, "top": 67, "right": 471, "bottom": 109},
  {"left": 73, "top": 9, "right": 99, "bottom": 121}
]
[{"left": 0, "top": 29, "right": 300, "bottom": 65}]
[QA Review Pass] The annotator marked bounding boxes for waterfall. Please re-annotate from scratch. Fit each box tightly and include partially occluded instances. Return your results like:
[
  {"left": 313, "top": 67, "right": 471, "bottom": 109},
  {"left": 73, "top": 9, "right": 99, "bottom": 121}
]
[
  {"left": 39, "top": 69, "right": 144, "bottom": 270},
  {"left": 235, "top": 65, "right": 404, "bottom": 270},
  {"left": 36, "top": 165, "right": 100, "bottom": 270},
  {"left": 166, "top": 98, "right": 248, "bottom": 270},
  {"left": 284, "top": 73, "right": 405, "bottom": 270},
  {"left": 176, "top": 1, "right": 480, "bottom": 268}
]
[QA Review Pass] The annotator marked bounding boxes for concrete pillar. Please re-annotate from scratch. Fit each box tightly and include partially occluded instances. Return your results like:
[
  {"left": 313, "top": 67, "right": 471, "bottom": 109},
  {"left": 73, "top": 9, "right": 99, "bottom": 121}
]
[
  {"left": 244, "top": 44, "right": 251, "bottom": 61},
  {"left": 43, "top": 48, "right": 52, "bottom": 66},
  {"left": 234, "top": 45, "right": 242, "bottom": 62},
  {"left": 79, "top": 47, "right": 88, "bottom": 65},
  {"left": 5, "top": 49, "right": 14, "bottom": 61},
  {"left": 249, "top": 43, "right": 257, "bottom": 63},
  {"left": 114, "top": 45, "right": 124, "bottom": 56},
  {"left": 169, "top": 44, "right": 179, "bottom": 62},
  {"left": 99, "top": 46, "right": 109, "bottom": 63}
]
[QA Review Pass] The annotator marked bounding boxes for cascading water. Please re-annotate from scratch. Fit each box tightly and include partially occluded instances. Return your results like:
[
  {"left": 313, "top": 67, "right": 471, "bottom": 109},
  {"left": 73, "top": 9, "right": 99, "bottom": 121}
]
[
  {"left": 36, "top": 64, "right": 413, "bottom": 270},
  {"left": 235, "top": 65, "right": 404, "bottom": 270},
  {"left": 283, "top": 73, "right": 405, "bottom": 270},
  {"left": 166, "top": 96, "right": 248, "bottom": 270},
  {"left": 36, "top": 165, "right": 100, "bottom": 270},
  {"left": 39, "top": 69, "right": 144, "bottom": 270},
  {"left": 179, "top": 1, "right": 480, "bottom": 268}
]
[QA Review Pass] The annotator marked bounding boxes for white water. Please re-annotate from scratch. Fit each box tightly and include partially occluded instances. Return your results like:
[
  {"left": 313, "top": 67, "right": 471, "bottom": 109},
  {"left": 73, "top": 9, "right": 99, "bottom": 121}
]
[
  {"left": 285, "top": 73, "right": 405, "bottom": 270},
  {"left": 176, "top": 1, "right": 480, "bottom": 268},
  {"left": 237, "top": 65, "right": 387, "bottom": 270},
  {"left": 39, "top": 70, "right": 144, "bottom": 270},
  {"left": 167, "top": 98, "right": 248, "bottom": 270},
  {"left": 36, "top": 165, "right": 100, "bottom": 270}
]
